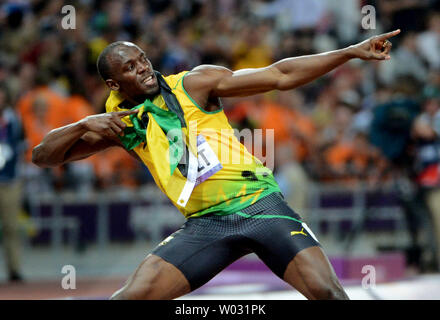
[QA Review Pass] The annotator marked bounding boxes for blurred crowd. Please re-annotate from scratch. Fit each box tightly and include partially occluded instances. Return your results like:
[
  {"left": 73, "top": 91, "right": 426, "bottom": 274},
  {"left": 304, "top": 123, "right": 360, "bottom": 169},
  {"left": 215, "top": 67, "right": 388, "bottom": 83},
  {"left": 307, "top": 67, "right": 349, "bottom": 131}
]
[
  {"left": 2, "top": 0, "right": 440, "bottom": 277},
  {"left": 1, "top": 0, "right": 440, "bottom": 194}
]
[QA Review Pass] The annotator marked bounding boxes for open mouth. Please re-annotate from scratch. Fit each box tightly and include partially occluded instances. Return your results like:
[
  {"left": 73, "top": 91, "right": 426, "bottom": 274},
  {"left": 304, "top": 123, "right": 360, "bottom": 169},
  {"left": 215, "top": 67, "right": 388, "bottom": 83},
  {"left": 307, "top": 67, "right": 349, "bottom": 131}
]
[{"left": 142, "top": 74, "right": 155, "bottom": 86}]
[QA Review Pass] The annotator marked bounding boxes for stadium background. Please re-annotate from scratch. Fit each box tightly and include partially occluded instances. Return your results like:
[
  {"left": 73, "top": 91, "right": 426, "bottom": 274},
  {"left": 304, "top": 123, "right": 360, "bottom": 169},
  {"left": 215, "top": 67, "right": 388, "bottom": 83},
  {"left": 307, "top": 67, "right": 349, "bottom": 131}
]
[{"left": 1, "top": 0, "right": 440, "bottom": 299}]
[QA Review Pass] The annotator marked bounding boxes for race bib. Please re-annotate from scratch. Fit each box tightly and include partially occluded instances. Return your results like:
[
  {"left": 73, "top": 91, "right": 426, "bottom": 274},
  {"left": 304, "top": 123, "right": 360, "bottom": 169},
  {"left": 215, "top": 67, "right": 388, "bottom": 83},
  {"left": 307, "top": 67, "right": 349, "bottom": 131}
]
[
  {"left": 177, "top": 134, "right": 222, "bottom": 207},
  {"left": 196, "top": 135, "right": 222, "bottom": 186}
]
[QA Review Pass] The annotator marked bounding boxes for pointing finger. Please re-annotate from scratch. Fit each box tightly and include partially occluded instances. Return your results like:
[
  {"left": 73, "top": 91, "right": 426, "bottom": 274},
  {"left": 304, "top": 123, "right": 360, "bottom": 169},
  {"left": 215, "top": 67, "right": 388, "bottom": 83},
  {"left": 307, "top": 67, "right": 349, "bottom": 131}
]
[
  {"left": 114, "top": 109, "right": 139, "bottom": 117},
  {"left": 377, "top": 29, "right": 401, "bottom": 41}
]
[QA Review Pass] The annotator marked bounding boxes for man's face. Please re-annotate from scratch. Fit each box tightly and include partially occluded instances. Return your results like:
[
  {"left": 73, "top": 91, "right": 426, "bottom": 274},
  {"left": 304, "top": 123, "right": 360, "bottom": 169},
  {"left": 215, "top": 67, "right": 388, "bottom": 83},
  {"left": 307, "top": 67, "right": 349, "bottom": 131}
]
[{"left": 107, "top": 44, "right": 159, "bottom": 98}]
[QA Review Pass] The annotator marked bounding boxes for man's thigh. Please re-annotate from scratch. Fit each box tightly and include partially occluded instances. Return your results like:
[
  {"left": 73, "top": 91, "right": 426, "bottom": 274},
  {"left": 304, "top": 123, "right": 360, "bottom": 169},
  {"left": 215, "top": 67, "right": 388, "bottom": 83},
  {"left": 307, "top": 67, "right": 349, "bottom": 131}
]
[
  {"left": 111, "top": 254, "right": 191, "bottom": 300},
  {"left": 283, "top": 246, "right": 348, "bottom": 300},
  {"left": 151, "top": 217, "right": 250, "bottom": 292},
  {"left": 241, "top": 198, "right": 320, "bottom": 278},
  {"left": 240, "top": 195, "right": 347, "bottom": 299}
]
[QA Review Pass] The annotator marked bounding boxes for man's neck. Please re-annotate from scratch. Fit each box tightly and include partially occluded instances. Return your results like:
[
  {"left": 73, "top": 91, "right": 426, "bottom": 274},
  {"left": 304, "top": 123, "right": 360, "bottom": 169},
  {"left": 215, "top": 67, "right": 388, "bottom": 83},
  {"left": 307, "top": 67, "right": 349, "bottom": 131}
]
[{"left": 125, "top": 92, "right": 160, "bottom": 107}]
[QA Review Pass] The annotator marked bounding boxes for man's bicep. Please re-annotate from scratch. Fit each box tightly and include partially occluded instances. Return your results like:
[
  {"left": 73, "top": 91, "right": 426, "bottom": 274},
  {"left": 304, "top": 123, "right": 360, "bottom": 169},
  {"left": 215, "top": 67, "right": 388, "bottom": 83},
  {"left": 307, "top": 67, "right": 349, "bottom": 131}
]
[
  {"left": 184, "top": 64, "right": 281, "bottom": 98},
  {"left": 214, "top": 67, "right": 283, "bottom": 97}
]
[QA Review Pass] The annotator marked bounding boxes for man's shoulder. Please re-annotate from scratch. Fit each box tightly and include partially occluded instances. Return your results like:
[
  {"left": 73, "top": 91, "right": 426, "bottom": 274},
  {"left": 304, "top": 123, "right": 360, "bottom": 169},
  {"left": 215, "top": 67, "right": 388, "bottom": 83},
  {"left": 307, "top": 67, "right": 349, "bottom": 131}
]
[
  {"left": 164, "top": 70, "right": 190, "bottom": 90},
  {"left": 179, "top": 65, "right": 231, "bottom": 97}
]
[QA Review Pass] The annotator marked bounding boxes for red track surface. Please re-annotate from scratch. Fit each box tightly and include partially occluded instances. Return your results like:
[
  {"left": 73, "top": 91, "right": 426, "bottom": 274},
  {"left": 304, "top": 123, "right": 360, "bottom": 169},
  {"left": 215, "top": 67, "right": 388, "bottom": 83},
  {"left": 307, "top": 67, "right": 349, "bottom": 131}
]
[{"left": 0, "top": 277, "right": 127, "bottom": 300}]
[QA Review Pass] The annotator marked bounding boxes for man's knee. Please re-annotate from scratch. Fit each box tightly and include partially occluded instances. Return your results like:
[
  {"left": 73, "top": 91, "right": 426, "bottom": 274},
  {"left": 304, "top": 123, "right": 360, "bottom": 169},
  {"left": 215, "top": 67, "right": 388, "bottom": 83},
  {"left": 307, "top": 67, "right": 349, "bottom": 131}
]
[
  {"left": 313, "top": 286, "right": 348, "bottom": 300},
  {"left": 110, "top": 255, "right": 189, "bottom": 300},
  {"left": 110, "top": 283, "right": 157, "bottom": 300},
  {"left": 110, "top": 275, "right": 160, "bottom": 300},
  {"left": 309, "top": 277, "right": 349, "bottom": 300}
]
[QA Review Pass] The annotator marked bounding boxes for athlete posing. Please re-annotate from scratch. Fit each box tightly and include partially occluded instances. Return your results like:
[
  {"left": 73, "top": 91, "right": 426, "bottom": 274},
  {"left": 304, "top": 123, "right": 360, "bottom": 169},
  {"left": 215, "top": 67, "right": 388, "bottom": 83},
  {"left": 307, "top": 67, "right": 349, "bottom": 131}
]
[{"left": 32, "top": 29, "right": 400, "bottom": 300}]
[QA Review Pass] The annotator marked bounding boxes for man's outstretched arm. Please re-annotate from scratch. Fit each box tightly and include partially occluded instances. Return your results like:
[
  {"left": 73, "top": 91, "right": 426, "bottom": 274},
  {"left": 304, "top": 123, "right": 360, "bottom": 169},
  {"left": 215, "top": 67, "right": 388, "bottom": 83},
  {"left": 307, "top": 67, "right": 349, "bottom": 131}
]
[
  {"left": 32, "top": 109, "right": 138, "bottom": 167},
  {"left": 184, "top": 30, "right": 400, "bottom": 101}
]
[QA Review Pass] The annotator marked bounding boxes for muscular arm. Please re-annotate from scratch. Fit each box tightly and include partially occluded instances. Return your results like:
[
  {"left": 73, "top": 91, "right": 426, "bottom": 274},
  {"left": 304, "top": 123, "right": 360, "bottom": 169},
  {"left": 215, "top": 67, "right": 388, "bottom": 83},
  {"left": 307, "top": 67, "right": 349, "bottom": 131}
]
[
  {"left": 32, "top": 109, "right": 139, "bottom": 168},
  {"left": 184, "top": 30, "right": 400, "bottom": 105},
  {"left": 32, "top": 121, "right": 120, "bottom": 168}
]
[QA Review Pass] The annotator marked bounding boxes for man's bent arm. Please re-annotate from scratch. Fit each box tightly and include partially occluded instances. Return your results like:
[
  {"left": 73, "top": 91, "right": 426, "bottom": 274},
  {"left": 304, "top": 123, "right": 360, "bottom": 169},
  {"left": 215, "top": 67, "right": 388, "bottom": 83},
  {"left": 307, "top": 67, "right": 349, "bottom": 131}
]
[
  {"left": 32, "top": 122, "right": 115, "bottom": 167},
  {"left": 184, "top": 30, "right": 400, "bottom": 101},
  {"left": 32, "top": 109, "right": 138, "bottom": 167}
]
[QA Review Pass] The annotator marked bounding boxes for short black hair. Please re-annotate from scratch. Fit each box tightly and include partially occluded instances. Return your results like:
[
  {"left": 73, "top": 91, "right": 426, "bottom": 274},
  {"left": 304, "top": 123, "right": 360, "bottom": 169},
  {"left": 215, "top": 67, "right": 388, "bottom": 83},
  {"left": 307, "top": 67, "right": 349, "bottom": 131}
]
[{"left": 96, "top": 41, "right": 135, "bottom": 81}]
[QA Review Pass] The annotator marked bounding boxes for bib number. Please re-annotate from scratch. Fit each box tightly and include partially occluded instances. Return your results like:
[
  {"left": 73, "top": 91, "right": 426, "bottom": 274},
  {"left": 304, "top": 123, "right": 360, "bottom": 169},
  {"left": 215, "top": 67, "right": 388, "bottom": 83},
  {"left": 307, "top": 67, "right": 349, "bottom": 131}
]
[{"left": 196, "top": 135, "right": 222, "bottom": 186}]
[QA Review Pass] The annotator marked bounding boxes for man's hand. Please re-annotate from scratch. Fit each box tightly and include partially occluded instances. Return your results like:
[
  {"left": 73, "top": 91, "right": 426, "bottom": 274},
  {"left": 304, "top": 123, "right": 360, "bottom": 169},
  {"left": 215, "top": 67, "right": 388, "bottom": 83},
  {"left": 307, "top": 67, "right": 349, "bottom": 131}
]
[
  {"left": 347, "top": 29, "right": 401, "bottom": 61},
  {"left": 79, "top": 109, "right": 138, "bottom": 140}
]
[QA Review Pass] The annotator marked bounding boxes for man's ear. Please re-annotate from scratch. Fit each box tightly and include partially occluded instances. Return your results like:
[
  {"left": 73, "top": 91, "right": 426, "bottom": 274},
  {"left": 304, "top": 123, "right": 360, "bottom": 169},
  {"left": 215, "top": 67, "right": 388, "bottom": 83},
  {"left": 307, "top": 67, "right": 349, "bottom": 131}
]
[{"left": 106, "top": 79, "right": 120, "bottom": 91}]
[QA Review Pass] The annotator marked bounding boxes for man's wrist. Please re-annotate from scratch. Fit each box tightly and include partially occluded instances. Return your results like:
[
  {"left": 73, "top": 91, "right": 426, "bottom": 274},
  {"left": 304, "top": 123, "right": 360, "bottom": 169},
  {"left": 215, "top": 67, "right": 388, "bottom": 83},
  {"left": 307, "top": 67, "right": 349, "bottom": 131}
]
[
  {"left": 77, "top": 117, "right": 90, "bottom": 133},
  {"left": 342, "top": 46, "right": 357, "bottom": 60}
]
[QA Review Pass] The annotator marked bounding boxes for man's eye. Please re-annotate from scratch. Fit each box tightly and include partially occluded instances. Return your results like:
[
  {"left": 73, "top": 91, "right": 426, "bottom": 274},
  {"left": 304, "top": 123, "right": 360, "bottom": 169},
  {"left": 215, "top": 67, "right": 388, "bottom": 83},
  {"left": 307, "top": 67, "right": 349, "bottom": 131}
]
[{"left": 129, "top": 64, "right": 134, "bottom": 71}]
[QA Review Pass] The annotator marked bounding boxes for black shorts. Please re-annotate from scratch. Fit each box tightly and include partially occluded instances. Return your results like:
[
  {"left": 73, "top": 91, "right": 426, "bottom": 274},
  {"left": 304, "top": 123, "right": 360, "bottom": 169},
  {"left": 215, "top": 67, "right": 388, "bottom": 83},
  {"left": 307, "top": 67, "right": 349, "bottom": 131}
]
[{"left": 151, "top": 192, "right": 320, "bottom": 290}]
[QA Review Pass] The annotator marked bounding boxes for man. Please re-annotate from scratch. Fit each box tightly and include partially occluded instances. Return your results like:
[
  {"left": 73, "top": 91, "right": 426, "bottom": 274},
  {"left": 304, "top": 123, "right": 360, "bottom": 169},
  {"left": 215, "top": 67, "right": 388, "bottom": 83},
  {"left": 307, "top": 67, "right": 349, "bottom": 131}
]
[
  {"left": 32, "top": 29, "right": 400, "bottom": 300},
  {"left": 0, "top": 82, "right": 25, "bottom": 282},
  {"left": 412, "top": 87, "right": 440, "bottom": 271}
]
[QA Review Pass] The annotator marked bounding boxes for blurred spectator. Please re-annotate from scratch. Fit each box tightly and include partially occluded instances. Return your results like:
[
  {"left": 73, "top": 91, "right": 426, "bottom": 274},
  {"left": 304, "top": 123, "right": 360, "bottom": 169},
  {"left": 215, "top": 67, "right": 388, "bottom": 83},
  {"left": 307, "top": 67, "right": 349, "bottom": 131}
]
[
  {"left": 379, "top": 32, "right": 428, "bottom": 84},
  {"left": 0, "top": 82, "right": 25, "bottom": 282},
  {"left": 323, "top": 131, "right": 386, "bottom": 184},
  {"left": 232, "top": 24, "right": 273, "bottom": 70},
  {"left": 90, "top": 148, "right": 142, "bottom": 190},
  {"left": 412, "top": 86, "right": 440, "bottom": 271},
  {"left": 17, "top": 85, "right": 66, "bottom": 162},
  {"left": 315, "top": 89, "right": 388, "bottom": 184},
  {"left": 325, "top": 0, "right": 361, "bottom": 45},
  {"left": 254, "top": 0, "right": 327, "bottom": 32},
  {"left": 378, "top": 0, "right": 431, "bottom": 32},
  {"left": 17, "top": 88, "right": 61, "bottom": 195},
  {"left": 369, "top": 76, "right": 421, "bottom": 166},
  {"left": 417, "top": 12, "right": 440, "bottom": 70},
  {"left": 369, "top": 76, "right": 424, "bottom": 270}
]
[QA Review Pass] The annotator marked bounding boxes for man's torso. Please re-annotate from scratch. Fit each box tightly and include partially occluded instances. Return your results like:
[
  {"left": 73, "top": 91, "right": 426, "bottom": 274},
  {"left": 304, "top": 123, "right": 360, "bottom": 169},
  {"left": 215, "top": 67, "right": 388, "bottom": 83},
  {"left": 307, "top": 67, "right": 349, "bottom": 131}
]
[{"left": 105, "top": 71, "right": 281, "bottom": 218}]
